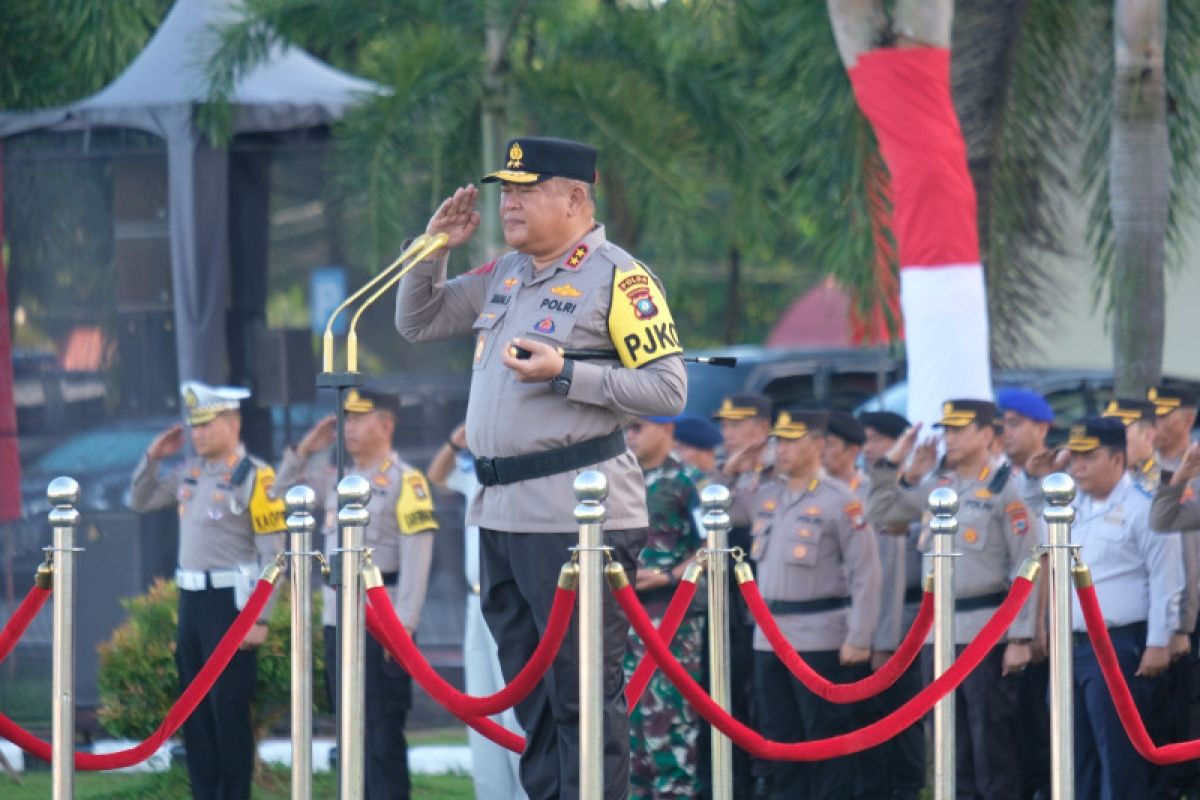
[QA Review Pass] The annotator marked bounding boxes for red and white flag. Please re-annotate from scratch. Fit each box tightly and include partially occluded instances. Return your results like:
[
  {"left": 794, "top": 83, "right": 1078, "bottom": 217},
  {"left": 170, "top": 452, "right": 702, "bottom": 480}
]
[{"left": 849, "top": 47, "right": 992, "bottom": 427}]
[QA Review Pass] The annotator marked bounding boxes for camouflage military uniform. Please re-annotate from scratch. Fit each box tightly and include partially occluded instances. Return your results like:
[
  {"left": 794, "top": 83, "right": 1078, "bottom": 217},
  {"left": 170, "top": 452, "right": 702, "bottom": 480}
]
[{"left": 624, "top": 455, "right": 704, "bottom": 799}]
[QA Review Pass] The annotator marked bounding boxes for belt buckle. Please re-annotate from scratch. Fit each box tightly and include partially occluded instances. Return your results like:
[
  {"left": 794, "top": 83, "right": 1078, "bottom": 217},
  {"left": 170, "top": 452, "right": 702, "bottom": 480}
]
[{"left": 474, "top": 457, "right": 500, "bottom": 487}]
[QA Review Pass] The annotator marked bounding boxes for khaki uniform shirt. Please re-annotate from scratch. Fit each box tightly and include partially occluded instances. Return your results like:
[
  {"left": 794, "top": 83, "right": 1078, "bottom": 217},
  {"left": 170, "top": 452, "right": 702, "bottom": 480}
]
[
  {"left": 396, "top": 224, "right": 686, "bottom": 532},
  {"left": 843, "top": 469, "right": 913, "bottom": 653},
  {"left": 748, "top": 474, "right": 881, "bottom": 652},
  {"left": 1149, "top": 452, "right": 1200, "bottom": 633},
  {"left": 276, "top": 448, "right": 436, "bottom": 629},
  {"left": 867, "top": 459, "right": 1038, "bottom": 644},
  {"left": 130, "top": 445, "right": 282, "bottom": 619}
]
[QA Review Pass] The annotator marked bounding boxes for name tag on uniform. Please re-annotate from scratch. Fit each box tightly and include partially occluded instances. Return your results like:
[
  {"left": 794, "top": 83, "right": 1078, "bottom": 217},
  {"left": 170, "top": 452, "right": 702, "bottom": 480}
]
[{"left": 1103, "top": 508, "right": 1125, "bottom": 525}]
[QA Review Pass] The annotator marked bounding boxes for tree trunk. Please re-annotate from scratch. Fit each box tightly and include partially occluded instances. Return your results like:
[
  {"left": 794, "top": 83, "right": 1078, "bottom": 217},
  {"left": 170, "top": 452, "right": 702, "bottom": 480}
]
[
  {"left": 724, "top": 246, "right": 741, "bottom": 344},
  {"left": 1110, "top": 0, "right": 1168, "bottom": 396},
  {"left": 478, "top": 0, "right": 507, "bottom": 264}
]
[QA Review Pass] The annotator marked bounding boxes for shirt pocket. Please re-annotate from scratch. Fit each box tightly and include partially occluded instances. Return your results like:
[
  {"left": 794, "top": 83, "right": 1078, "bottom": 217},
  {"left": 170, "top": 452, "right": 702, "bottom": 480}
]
[
  {"left": 471, "top": 307, "right": 508, "bottom": 370},
  {"left": 786, "top": 520, "right": 824, "bottom": 567}
]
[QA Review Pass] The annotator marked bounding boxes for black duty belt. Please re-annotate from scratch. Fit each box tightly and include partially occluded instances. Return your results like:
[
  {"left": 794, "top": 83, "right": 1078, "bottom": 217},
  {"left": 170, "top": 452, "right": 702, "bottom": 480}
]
[
  {"left": 904, "top": 586, "right": 925, "bottom": 605},
  {"left": 767, "top": 596, "right": 851, "bottom": 615},
  {"left": 379, "top": 571, "right": 398, "bottom": 587},
  {"left": 474, "top": 430, "right": 627, "bottom": 487},
  {"left": 1073, "top": 621, "right": 1146, "bottom": 647},
  {"left": 955, "top": 591, "right": 1008, "bottom": 612}
]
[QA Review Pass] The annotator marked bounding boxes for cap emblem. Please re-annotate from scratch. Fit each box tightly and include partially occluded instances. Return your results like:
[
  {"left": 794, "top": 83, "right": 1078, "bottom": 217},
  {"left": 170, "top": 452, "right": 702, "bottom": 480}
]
[{"left": 507, "top": 142, "right": 524, "bottom": 169}]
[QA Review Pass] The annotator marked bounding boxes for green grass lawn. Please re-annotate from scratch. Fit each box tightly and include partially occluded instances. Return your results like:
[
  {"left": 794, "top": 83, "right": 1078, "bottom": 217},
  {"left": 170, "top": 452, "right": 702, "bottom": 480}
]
[{"left": 2, "top": 766, "right": 476, "bottom": 799}]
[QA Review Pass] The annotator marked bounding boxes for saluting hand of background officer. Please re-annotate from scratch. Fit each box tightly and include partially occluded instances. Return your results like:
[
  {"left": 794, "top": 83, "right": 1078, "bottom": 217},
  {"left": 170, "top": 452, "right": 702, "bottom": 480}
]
[
  {"left": 1171, "top": 441, "right": 1200, "bottom": 487},
  {"left": 426, "top": 184, "right": 481, "bottom": 248},
  {"left": 1025, "top": 446, "right": 1070, "bottom": 479},
  {"left": 147, "top": 424, "right": 185, "bottom": 460},
  {"left": 296, "top": 414, "right": 337, "bottom": 458}
]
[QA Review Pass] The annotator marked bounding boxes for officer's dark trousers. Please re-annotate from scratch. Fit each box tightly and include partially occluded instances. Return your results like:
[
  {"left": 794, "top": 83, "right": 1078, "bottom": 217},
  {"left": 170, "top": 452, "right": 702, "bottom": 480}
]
[
  {"left": 856, "top": 650, "right": 924, "bottom": 800},
  {"left": 1147, "top": 627, "right": 1200, "bottom": 799},
  {"left": 481, "top": 528, "right": 645, "bottom": 800},
  {"left": 324, "top": 624, "right": 413, "bottom": 800},
  {"left": 176, "top": 587, "right": 257, "bottom": 800},
  {"left": 753, "top": 649, "right": 866, "bottom": 800},
  {"left": 1074, "top": 626, "right": 1157, "bottom": 800},
  {"left": 922, "top": 643, "right": 1021, "bottom": 800},
  {"left": 1016, "top": 658, "right": 1051, "bottom": 800}
]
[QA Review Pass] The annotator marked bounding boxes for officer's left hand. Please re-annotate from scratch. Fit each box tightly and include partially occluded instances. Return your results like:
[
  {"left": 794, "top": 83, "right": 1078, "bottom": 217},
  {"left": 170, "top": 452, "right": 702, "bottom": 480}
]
[
  {"left": 839, "top": 644, "right": 870, "bottom": 665},
  {"left": 1137, "top": 646, "right": 1171, "bottom": 678},
  {"left": 1001, "top": 641, "right": 1031, "bottom": 676},
  {"left": 1170, "top": 633, "right": 1191, "bottom": 662},
  {"left": 502, "top": 337, "right": 565, "bottom": 382},
  {"left": 240, "top": 622, "right": 269, "bottom": 650}
]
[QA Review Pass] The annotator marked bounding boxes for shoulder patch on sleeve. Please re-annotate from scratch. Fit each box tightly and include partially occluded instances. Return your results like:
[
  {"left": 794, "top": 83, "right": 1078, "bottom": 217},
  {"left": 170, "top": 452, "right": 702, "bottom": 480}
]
[
  {"left": 396, "top": 470, "right": 438, "bottom": 535},
  {"left": 467, "top": 259, "right": 497, "bottom": 276},
  {"left": 1006, "top": 500, "right": 1030, "bottom": 536},
  {"left": 843, "top": 500, "right": 868, "bottom": 531},
  {"left": 249, "top": 465, "right": 287, "bottom": 534},
  {"left": 607, "top": 260, "right": 682, "bottom": 368}
]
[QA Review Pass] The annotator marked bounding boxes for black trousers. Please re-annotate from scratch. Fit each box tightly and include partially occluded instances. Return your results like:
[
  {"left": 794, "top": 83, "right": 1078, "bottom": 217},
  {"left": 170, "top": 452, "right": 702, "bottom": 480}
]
[
  {"left": 753, "top": 649, "right": 868, "bottom": 800},
  {"left": 325, "top": 624, "right": 414, "bottom": 800},
  {"left": 854, "top": 651, "right": 925, "bottom": 800},
  {"left": 1016, "top": 658, "right": 1050, "bottom": 800},
  {"left": 922, "top": 644, "right": 1022, "bottom": 800},
  {"left": 176, "top": 587, "right": 257, "bottom": 800},
  {"left": 480, "top": 527, "right": 645, "bottom": 800}
]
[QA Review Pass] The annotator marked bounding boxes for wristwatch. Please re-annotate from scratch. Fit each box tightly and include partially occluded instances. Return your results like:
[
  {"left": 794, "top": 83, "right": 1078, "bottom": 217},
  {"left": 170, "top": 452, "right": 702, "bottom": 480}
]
[{"left": 551, "top": 358, "right": 574, "bottom": 396}]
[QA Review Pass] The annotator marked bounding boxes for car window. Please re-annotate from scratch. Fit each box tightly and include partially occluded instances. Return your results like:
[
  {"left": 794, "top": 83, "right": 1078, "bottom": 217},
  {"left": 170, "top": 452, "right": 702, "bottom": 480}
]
[{"left": 31, "top": 429, "right": 159, "bottom": 474}]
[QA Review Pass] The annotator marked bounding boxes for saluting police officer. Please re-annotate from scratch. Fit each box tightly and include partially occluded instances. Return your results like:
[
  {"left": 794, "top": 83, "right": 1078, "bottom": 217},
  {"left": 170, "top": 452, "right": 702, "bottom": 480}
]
[
  {"left": 130, "top": 381, "right": 286, "bottom": 800},
  {"left": 716, "top": 394, "right": 776, "bottom": 494},
  {"left": 1146, "top": 387, "right": 1200, "bottom": 800},
  {"left": 1063, "top": 418, "right": 1184, "bottom": 800},
  {"left": 749, "top": 410, "right": 881, "bottom": 800},
  {"left": 276, "top": 388, "right": 436, "bottom": 800},
  {"left": 867, "top": 399, "right": 1037, "bottom": 800},
  {"left": 1102, "top": 398, "right": 1160, "bottom": 489},
  {"left": 396, "top": 136, "right": 686, "bottom": 800},
  {"left": 855, "top": 410, "right": 926, "bottom": 800}
]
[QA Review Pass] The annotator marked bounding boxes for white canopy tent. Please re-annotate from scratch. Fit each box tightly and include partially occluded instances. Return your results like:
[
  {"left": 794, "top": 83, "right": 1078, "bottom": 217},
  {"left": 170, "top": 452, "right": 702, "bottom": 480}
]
[{"left": 0, "top": 0, "right": 378, "bottom": 383}]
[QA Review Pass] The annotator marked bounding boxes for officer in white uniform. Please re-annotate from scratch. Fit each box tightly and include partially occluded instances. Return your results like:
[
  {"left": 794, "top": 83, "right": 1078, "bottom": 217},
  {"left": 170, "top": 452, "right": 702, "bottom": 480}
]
[{"left": 1065, "top": 417, "right": 1184, "bottom": 800}]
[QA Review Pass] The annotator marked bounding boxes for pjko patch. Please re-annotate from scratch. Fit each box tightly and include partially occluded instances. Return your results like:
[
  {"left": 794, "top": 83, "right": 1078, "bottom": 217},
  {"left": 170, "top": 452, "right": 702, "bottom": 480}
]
[{"left": 607, "top": 261, "right": 682, "bottom": 368}]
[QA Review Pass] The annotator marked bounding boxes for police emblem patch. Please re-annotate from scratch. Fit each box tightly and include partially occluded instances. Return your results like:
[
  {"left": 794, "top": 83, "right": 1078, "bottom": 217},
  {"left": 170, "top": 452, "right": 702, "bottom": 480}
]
[
  {"left": 792, "top": 545, "right": 809, "bottom": 559},
  {"left": 1006, "top": 501, "right": 1029, "bottom": 535},
  {"left": 534, "top": 317, "right": 556, "bottom": 334}
]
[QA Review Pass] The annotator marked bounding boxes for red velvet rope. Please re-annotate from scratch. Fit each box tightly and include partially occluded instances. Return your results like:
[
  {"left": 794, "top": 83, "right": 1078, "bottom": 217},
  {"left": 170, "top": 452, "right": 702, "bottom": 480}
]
[
  {"left": 365, "top": 582, "right": 574, "bottom": 718},
  {"left": 0, "top": 578, "right": 276, "bottom": 769},
  {"left": 625, "top": 575, "right": 700, "bottom": 709},
  {"left": 0, "top": 584, "right": 51, "bottom": 665},
  {"left": 612, "top": 575, "right": 1033, "bottom": 760},
  {"left": 1076, "top": 583, "right": 1200, "bottom": 764},
  {"left": 364, "top": 602, "right": 525, "bottom": 754},
  {"left": 740, "top": 579, "right": 934, "bottom": 703}
]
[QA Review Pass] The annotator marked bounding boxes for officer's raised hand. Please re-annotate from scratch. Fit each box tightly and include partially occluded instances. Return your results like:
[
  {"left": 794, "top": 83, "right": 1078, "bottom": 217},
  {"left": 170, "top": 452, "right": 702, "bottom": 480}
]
[
  {"left": 426, "top": 184, "right": 481, "bottom": 249},
  {"left": 502, "top": 337, "right": 565, "bottom": 382},
  {"left": 147, "top": 424, "right": 185, "bottom": 460},
  {"left": 297, "top": 414, "right": 337, "bottom": 458},
  {"left": 885, "top": 422, "right": 922, "bottom": 465},
  {"left": 1025, "top": 446, "right": 1070, "bottom": 479},
  {"left": 904, "top": 437, "right": 939, "bottom": 484},
  {"left": 1171, "top": 441, "right": 1200, "bottom": 487}
]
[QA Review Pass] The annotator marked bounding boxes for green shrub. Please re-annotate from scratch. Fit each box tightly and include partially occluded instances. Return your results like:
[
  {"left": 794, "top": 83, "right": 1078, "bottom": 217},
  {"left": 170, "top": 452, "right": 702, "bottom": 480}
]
[{"left": 97, "top": 579, "right": 329, "bottom": 741}]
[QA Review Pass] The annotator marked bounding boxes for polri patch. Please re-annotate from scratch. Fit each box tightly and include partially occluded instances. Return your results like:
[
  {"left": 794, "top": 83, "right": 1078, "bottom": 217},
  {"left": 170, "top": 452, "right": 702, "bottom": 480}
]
[{"left": 534, "top": 317, "right": 556, "bottom": 334}]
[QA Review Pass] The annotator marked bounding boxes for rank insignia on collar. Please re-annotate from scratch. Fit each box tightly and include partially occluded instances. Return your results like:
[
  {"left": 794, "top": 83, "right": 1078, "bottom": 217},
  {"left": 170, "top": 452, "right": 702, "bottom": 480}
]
[
  {"left": 565, "top": 244, "right": 588, "bottom": 268},
  {"left": 534, "top": 317, "right": 556, "bottom": 334},
  {"left": 551, "top": 283, "right": 583, "bottom": 298}
]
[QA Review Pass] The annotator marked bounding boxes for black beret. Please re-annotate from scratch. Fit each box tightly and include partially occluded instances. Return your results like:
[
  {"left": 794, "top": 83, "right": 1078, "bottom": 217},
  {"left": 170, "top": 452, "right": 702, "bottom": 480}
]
[
  {"left": 857, "top": 411, "right": 910, "bottom": 440},
  {"left": 826, "top": 410, "right": 866, "bottom": 446}
]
